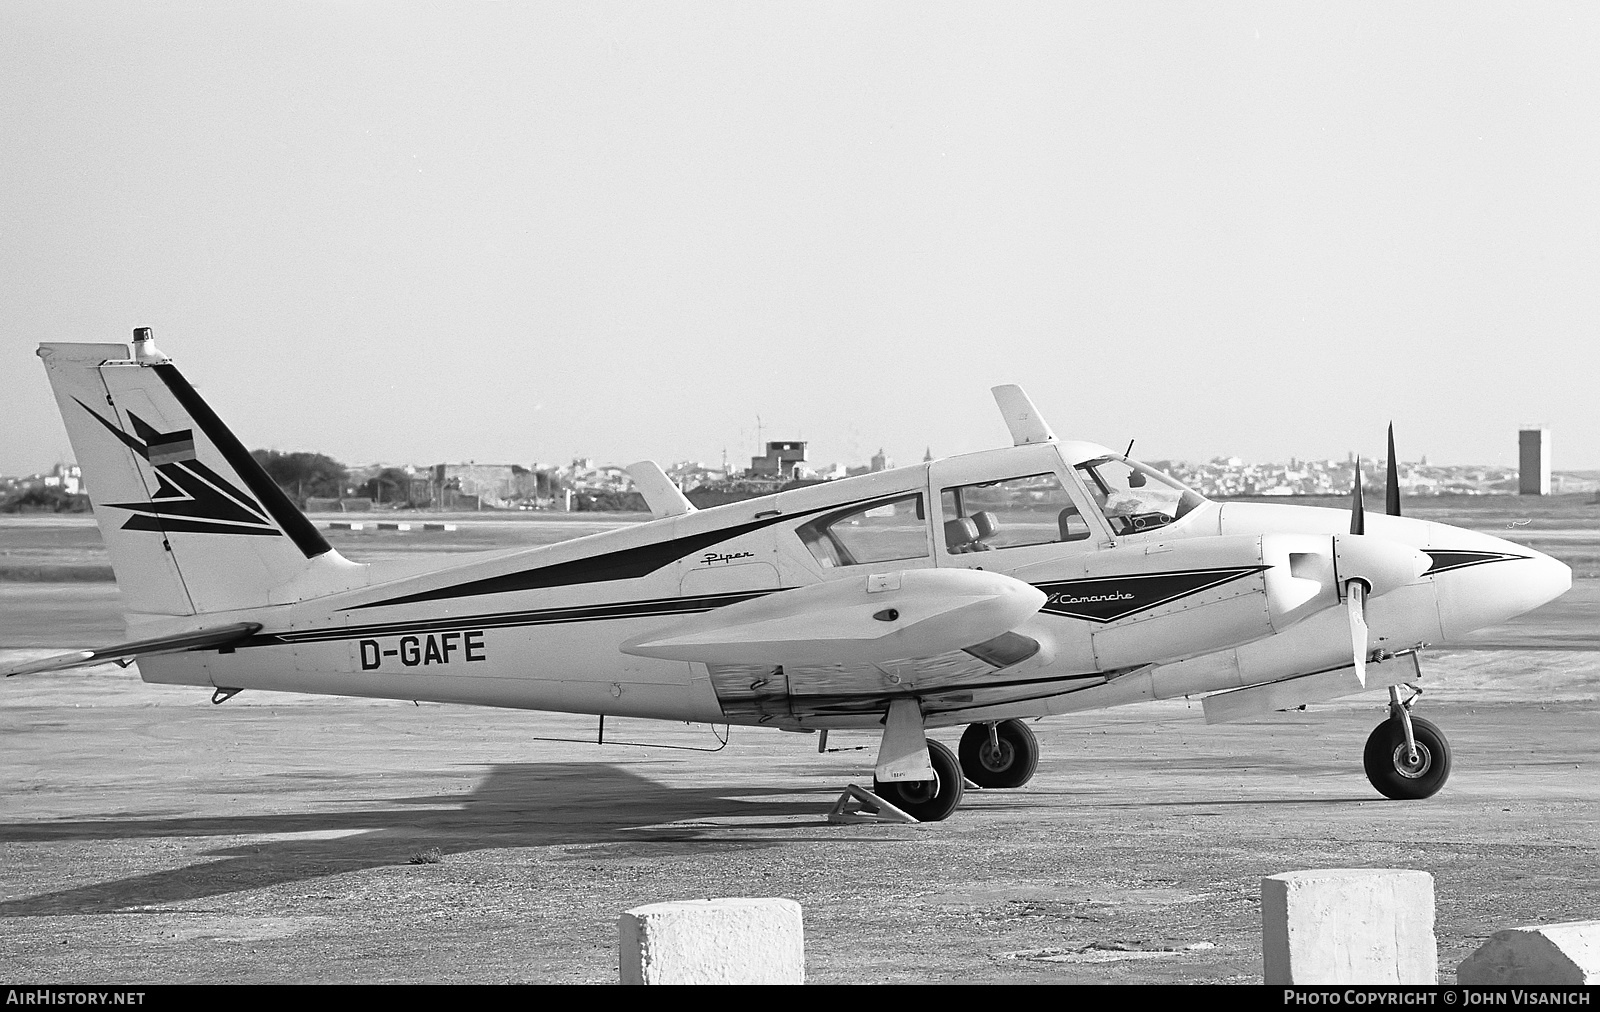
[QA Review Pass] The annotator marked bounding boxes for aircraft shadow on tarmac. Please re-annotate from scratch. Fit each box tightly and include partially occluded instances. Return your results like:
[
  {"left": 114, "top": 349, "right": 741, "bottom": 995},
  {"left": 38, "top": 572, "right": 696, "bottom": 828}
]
[{"left": 0, "top": 762, "right": 823, "bottom": 917}]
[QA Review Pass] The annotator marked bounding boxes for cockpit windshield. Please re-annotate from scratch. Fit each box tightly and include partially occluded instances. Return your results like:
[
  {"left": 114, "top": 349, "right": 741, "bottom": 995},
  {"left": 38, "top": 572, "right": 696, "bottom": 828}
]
[{"left": 1074, "top": 456, "right": 1205, "bottom": 536}]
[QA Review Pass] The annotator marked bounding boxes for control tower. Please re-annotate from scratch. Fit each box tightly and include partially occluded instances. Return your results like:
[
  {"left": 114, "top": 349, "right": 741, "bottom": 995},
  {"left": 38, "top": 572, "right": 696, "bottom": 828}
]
[{"left": 1518, "top": 428, "right": 1551, "bottom": 496}]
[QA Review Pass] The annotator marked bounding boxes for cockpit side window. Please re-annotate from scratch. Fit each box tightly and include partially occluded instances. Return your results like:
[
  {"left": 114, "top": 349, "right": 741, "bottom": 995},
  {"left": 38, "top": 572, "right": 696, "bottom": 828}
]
[
  {"left": 1074, "top": 456, "right": 1204, "bottom": 536},
  {"left": 939, "top": 472, "right": 1089, "bottom": 553},
  {"left": 796, "top": 494, "right": 929, "bottom": 568}
]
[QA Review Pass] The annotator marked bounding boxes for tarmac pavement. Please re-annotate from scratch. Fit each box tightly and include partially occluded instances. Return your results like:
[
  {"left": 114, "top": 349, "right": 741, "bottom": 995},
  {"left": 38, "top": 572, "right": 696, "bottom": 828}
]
[{"left": 1, "top": 669, "right": 1595, "bottom": 984}]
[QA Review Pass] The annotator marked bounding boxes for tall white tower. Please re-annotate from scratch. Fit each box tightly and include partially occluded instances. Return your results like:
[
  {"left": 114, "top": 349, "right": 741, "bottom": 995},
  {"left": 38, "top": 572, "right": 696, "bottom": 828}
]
[{"left": 1518, "top": 428, "right": 1551, "bottom": 495}]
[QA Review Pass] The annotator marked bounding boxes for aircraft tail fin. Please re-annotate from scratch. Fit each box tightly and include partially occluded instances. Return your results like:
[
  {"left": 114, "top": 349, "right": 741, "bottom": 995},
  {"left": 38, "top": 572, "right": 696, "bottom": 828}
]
[
  {"left": 37, "top": 334, "right": 361, "bottom": 622},
  {"left": 991, "top": 385, "right": 1056, "bottom": 446},
  {"left": 625, "top": 460, "right": 696, "bottom": 519}
]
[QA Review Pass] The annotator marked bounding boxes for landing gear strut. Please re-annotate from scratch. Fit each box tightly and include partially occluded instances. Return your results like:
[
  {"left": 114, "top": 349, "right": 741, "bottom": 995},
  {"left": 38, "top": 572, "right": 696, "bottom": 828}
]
[
  {"left": 1363, "top": 684, "right": 1451, "bottom": 800},
  {"left": 873, "top": 739, "right": 964, "bottom": 822},
  {"left": 957, "top": 719, "right": 1040, "bottom": 788}
]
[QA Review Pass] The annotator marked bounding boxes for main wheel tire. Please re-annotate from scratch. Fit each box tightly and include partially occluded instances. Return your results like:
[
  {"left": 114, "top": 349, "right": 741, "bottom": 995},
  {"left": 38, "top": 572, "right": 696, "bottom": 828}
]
[
  {"left": 873, "top": 739, "right": 964, "bottom": 822},
  {"left": 1363, "top": 715, "right": 1451, "bottom": 800},
  {"left": 958, "top": 719, "right": 1040, "bottom": 789}
]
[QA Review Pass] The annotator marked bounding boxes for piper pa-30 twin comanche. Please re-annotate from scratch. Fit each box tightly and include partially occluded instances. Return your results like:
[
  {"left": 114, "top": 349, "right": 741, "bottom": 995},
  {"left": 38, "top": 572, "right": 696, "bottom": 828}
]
[{"left": 11, "top": 331, "right": 1572, "bottom": 821}]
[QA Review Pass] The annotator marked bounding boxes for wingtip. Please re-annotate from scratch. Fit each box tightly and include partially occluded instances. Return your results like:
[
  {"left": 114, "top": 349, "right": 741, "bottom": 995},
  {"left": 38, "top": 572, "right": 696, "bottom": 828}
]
[{"left": 1, "top": 650, "right": 97, "bottom": 678}]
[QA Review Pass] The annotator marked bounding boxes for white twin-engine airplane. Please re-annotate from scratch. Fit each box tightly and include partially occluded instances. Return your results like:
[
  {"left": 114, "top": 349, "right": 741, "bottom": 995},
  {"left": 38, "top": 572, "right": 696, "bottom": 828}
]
[{"left": 11, "top": 331, "right": 1572, "bottom": 821}]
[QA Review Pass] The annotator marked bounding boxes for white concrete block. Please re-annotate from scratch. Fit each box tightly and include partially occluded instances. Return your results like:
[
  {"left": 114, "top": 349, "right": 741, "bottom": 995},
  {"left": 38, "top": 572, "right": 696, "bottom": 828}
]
[
  {"left": 619, "top": 897, "right": 804, "bottom": 985},
  {"left": 1457, "top": 921, "right": 1600, "bottom": 984},
  {"left": 1262, "top": 869, "right": 1436, "bottom": 984}
]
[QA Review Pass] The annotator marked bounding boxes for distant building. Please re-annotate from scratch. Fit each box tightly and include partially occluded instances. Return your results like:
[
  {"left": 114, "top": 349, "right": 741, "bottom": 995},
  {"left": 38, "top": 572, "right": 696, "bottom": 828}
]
[
  {"left": 665, "top": 461, "right": 728, "bottom": 492},
  {"left": 406, "top": 473, "right": 433, "bottom": 505},
  {"left": 433, "top": 462, "right": 519, "bottom": 508},
  {"left": 748, "top": 440, "right": 807, "bottom": 478},
  {"left": 42, "top": 463, "right": 81, "bottom": 495},
  {"left": 1519, "top": 428, "right": 1551, "bottom": 496},
  {"left": 844, "top": 448, "right": 895, "bottom": 478}
]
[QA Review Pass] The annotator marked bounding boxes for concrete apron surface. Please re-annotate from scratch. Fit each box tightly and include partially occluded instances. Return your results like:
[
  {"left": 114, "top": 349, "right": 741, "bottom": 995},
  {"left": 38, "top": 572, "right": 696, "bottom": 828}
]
[{"left": 1, "top": 657, "right": 1596, "bottom": 984}]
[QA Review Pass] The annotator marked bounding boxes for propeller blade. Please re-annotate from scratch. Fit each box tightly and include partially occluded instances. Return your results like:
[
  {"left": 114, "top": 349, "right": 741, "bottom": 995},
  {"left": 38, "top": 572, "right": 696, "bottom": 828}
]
[
  {"left": 1346, "top": 581, "right": 1368, "bottom": 687},
  {"left": 1386, "top": 424, "right": 1401, "bottom": 517},
  {"left": 1349, "top": 459, "right": 1365, "bottom": 535}
]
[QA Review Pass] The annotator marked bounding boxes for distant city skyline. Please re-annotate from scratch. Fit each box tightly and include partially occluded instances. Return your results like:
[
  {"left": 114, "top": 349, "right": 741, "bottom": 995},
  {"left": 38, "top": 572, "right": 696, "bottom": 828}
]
[
  {"left": 13, "top": 439, "right": 1580, "bottom": 507},
  {"left": 5, "top": 6, "right": 1599, "bottom": 474},
  {"left": 7, "top": 434, "right": 1591, "bottom": 485}
]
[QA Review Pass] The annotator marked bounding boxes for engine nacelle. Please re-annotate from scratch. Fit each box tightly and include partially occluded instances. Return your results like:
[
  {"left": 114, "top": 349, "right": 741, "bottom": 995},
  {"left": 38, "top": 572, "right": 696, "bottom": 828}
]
[
  {"left": 1020, "top": 532, "right": 1428, "bottom": 672},
  {"left": 1333, "top": 533, "right": 1432, "bottom": 598}
]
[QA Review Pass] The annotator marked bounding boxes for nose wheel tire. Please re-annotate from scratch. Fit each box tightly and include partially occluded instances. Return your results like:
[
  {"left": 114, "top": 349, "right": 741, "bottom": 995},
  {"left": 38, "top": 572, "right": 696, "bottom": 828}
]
[
  {"left": 1363, "top": 715, "right": 1451, "bottom": 800},
  {"left": 958, "top": 719, "right": 1040, "bottom": 788},
  {"left": 873, "top": 739, "right": 964, "bottom": 822}
]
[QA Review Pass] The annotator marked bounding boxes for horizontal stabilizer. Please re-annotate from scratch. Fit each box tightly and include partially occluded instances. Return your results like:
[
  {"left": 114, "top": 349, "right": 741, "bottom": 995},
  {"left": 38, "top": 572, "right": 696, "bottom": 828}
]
[
  {"left": 621, "top": 569, "right": 1045, "bottom": 666},
  {"left": 2, "top": 622, "right": 262, "bottom": 677},
  {"left": 625, "top": 460, "right": 696, "bottom": 519}
]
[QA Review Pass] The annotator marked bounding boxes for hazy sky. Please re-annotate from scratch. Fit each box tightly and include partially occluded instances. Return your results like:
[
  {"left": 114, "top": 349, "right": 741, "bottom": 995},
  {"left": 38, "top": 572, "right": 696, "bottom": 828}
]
[{"left": 5, "top": 3, "right": 1599, "bottom": 477}]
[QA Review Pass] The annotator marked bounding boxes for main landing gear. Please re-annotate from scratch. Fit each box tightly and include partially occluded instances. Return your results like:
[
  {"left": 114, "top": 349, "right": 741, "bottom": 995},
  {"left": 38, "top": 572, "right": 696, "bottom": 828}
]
[
  {"left": 957, "top": 719, "right": 1040, "bottom": 789},
  {"left": 866, "top": 718, "right": 1042, "bottom": 823},
  {"left": 1363, "top": 684, "right": 1451, "bottom": 800},
  {"left": 874, "top": 739, "right": 964, "bottom": 822}
]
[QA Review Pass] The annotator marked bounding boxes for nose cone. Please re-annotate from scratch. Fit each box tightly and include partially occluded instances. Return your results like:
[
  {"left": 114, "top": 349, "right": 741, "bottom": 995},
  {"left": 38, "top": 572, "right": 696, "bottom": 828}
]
[{"left": 1429, "top": 525, "right": 1573, "bottom": 641}]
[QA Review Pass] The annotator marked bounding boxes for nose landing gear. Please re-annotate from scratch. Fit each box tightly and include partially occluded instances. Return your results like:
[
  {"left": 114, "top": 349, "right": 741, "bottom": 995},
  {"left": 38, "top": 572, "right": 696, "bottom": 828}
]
[{"left": 1363, "top": 684, "right": 1451, "bottom": 800}]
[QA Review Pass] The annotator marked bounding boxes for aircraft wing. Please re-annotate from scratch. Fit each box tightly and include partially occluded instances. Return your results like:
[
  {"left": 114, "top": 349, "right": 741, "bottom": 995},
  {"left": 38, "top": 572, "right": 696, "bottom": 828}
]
[
  {"left": 2, "top": 622, "right": 262, "bottom": 677},
  {"left": 620, "top": 569, "right": 1045, "bottom": 667}
]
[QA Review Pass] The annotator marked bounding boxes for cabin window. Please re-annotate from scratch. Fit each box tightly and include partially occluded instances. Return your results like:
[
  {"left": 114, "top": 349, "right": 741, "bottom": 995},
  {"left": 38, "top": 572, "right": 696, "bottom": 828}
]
[
  {"left": 1074, "top": 456, "right": 1203, "bottom": 536},
  {"left": 796, "top": 494, "right": 929, "bottom": 568},
  {"left": 939, "top": 472, "right": 1089, "bottom": 553}
]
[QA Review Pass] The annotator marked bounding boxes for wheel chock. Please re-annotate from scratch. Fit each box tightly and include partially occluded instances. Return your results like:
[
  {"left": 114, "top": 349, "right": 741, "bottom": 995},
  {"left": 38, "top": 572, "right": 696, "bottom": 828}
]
[{"left": 826, "top": 785, "right": 918, "bottom": 824}]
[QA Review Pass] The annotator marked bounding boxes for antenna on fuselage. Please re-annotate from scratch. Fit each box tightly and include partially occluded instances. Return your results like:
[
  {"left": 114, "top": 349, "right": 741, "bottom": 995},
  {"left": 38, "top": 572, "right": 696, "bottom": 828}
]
[
  {"left": 991, "top": 385, "right": 1056, "bottom": 446},
  {"left": 1124, "top": 439, "right": 1147, "bottom": 487}
]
